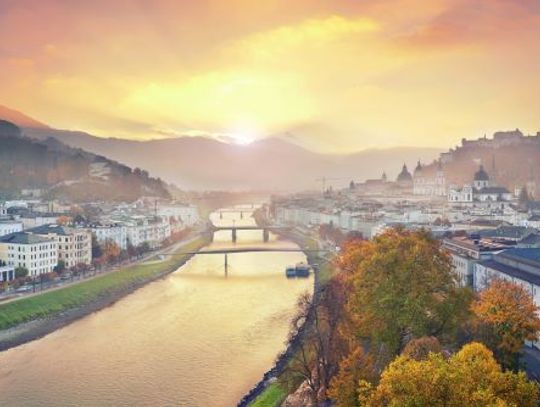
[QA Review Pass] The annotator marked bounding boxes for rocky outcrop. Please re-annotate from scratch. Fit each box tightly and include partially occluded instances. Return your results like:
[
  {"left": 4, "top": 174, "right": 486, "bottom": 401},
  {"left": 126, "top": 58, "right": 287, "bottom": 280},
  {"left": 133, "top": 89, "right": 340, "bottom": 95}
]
[{"left": 281, "top": 381, "right": 315, "bottom": 407}]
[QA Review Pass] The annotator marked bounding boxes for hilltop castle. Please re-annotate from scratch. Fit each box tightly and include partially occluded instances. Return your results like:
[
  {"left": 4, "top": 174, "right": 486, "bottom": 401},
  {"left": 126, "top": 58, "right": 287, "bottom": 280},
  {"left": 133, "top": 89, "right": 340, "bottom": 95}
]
[{"left": 441, "top": 129, "right": 540, "bottom": 164}]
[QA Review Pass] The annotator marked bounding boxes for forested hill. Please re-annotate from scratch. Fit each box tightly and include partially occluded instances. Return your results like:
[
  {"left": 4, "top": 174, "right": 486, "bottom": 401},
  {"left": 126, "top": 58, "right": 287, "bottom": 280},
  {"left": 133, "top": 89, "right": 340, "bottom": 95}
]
[{"left": 0, "top": 120, "right": 170, "bottom": 201}]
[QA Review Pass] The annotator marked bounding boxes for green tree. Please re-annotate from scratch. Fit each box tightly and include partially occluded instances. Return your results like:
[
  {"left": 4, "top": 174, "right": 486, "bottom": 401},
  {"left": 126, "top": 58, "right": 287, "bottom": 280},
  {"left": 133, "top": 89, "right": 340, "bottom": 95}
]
[
  {"left": 339, "top": 227, "right": 473, "bottom": 358},
  {"left": 14, "top": 266, "right": 28, "bottom": 279},
  {"left": 54, "top": 259, "right": 66, "bottom": 274}
]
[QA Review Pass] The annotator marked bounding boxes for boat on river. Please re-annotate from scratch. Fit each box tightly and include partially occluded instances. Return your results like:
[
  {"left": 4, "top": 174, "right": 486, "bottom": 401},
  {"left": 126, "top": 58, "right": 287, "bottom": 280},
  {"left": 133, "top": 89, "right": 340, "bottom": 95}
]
[{"left": 285, "top": 262, "right": 311, "bottom": 278}]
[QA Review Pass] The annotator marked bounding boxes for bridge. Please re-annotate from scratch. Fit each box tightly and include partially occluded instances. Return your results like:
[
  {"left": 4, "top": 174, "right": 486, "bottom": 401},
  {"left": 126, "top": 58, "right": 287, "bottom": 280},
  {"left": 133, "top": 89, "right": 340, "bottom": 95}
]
[
  {"left": 158, "top": 246, "right": 330, "bottom": 276},
  {"left": 210, "top": 225, "right": 291, "bottom": 242},
  {"left": 217, "top": 205, "right": 259, "bottom": 219}
]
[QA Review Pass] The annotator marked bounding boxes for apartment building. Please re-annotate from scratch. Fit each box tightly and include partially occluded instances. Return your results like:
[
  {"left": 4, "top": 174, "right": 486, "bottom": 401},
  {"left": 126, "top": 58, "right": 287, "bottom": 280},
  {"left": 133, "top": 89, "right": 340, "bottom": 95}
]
[
  {"left": 0, "top": 232, "right": 58, "bottom": 277},
  {"left": 29, "top": 225, "right": 92, "bottom": 268}
]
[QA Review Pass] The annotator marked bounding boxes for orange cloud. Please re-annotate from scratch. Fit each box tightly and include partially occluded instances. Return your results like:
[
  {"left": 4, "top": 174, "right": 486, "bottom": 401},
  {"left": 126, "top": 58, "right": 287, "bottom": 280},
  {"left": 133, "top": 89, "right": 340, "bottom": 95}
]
[{"left": 0, "top": 0, "right": 539, "bottom": 152}]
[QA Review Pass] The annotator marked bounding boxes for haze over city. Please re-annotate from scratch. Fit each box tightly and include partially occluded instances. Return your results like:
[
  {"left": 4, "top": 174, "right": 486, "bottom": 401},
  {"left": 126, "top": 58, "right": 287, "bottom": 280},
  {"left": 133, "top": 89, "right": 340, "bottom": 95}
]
[{"left": 2, "top": 0, "right": 540, "bottom": 152}]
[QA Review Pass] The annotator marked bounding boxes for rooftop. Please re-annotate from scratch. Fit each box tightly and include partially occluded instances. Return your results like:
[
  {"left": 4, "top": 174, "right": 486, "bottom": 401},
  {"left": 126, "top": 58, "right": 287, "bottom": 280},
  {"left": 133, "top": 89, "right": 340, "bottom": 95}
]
[
  {"left": 28, "top": 224, "right": 76, "bottom": 236},
  {"left": 0, "top": 232, "right": 54, "bottom": 245},
  {"left": 479, "top": 258, "right": 540, "bottom": 286}
]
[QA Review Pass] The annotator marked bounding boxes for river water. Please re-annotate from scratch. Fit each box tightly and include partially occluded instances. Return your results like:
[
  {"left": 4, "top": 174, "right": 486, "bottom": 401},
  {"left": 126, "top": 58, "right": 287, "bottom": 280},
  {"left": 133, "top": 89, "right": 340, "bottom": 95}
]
[{"left": 0, "top": 206, "right": 312, "bottom": 406}]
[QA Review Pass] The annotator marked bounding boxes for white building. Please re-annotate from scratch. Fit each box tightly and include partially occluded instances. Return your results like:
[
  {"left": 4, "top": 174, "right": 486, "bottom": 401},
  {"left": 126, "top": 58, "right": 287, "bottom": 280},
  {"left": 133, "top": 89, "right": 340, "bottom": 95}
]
[
  {"left": 0, "top": 265, "right": 15, "bottom": 282},
  {"left": 0, "top": 220, "right": 23, "bottom": 238},
  {"left": 0, "top": 232, "right": 58, "bottom": 277},
  {"left": 29, "top": 225, "right": 92, "bottom": 268},
  {"left": 91, "top": 216, "right": 171, "bottom": 250},
  {"left": 448, "top": 165, "right": 513, "bottom": 209},
  {"left": 443, "top": 235, "right": 514, "bottom": 287},
  {"left": 90, "top": 224, "right": 129, "bottom": 250},
  {"left": 157, "top": 204, "right": 199, "bottom": 227},
  {"left": 413, "top": 161, "right": 446, "bottom": 197}
]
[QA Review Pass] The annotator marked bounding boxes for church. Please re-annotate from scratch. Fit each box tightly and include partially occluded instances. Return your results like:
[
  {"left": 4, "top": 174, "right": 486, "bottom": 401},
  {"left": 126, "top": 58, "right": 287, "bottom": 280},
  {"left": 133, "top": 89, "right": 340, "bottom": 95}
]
[
  {"left": 448, "top": 165, "right": 513, "bottom": 209},
  {"left": 413, "top": 160, "right": 446, "bottom": 197}
]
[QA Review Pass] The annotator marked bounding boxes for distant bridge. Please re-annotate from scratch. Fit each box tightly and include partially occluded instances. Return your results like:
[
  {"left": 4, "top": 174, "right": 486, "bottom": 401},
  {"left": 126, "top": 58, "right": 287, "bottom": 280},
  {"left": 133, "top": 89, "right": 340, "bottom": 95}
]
[
  {"left": 210, "top": 225, "right": 291, "bottom": 242},
  {"left": 216, "top": 205, "right": 259, "bottom": 219}
]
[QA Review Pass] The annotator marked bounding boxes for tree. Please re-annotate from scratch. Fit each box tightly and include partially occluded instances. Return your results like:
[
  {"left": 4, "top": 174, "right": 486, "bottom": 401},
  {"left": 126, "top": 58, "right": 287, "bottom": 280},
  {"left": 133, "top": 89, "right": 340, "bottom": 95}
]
[
  {"left": 283, "top": 278, "right": 351, "bottom": 404},
  {"left": 102, "top": 239, "right": 121, "bottom": 264},
  {"left": 472, "top": 279, "right": 540, "bottom": 370},
  {"left": 339, "top": 227, "right": 473, "bottom": 358},
  {"left": 358, "top": 342, "right": 538, "bottom": 406},
  {"left": 327, "top": 346, "right": 376, "bottom": 407},
  {"left": 54, "top": 259, "right": 66, "bottom": 274},
  {"left": 14, "top": 266, "right": 28, "bottom": 279},
  {"left": 56, "top": 215, "right": 71, "bottom": 226},
  {"left": 401, "top": 336, "right": 443, "bottom": 361},
  {"left": 91, "top": 234, "right": 103, "bottom": 259}
]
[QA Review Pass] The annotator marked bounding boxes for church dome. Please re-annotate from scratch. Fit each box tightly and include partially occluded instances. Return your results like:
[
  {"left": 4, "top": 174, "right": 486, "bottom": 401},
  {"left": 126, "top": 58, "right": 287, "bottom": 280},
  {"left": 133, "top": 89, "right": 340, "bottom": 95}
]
[
  {"left": 474, "top": 165, "right": 489, "bottom": 181},
  {"left": 414, "top": 160, "right": 423, "bottom": 174},
  {"left": 397, "top": 164, "right": 413, "bottom": 182}
]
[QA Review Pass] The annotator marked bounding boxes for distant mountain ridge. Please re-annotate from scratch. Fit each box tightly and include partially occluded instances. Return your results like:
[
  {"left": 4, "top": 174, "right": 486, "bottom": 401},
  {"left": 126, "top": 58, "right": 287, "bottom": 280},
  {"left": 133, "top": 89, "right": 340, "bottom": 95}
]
[
  {"left": 0, "top": 105, "right": 443, "bottom": 190},
  {"left": 0, "top": 105, "right": 49, "bottom": 129},
  {"left": 0, "top": 120, "right": 170, "bottom": 201}
]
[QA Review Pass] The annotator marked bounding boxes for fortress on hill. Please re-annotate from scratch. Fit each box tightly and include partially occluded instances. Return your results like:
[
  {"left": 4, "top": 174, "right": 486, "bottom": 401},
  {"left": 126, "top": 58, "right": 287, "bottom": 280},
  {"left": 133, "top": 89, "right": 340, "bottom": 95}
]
[{"left": 440, "top": 129, "right": 540, "bottom": 164}]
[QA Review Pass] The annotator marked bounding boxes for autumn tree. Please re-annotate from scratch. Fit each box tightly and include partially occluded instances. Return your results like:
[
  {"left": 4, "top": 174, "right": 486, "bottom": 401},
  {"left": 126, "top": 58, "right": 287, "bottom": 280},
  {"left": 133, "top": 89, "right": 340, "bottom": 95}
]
[
  {"left": 102, "top": 239, "right": 121, "bottom": 264},
  {"left": 401, "top": 336, "right": 443, "bottom": 361},
  {"left": 339, "top": 227, "right": 473, "bottom": 358},
  {"left": 283, "top": 276, "right": 351, "bottom": 404},
  {"left": 472, "top": 279, "right": 540, "bottom": 370},
  {"left": 327, "top": 346, "right": 376, "bottom": 407},
  {"left": 358, "top": 342, "right": 538, "bottom": 406}
]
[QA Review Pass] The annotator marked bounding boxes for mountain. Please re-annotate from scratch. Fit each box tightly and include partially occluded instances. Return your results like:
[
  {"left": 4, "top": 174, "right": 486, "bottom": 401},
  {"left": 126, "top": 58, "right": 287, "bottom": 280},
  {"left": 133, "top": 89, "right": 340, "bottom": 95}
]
[
  {"left": 0, "top": 105, "right": 49, "bottom": 129},
  {"left": 20, "top": 127, "right": 441, "bottom": 191},
  {"left": 0, "top": 105, "right": 442, "bottom": 190},
  {"left": 0, "top": 120, "right": 170, "bottom": 201}
]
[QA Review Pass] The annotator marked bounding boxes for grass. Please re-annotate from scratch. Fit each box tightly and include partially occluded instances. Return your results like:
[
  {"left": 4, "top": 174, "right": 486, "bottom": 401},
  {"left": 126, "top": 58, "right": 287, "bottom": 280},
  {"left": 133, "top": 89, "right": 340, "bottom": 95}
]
[
  {"left": 249, "top": 382, "right": 288, "bottom": 407},
  {"left": 0, "top": 236, "right": 209, "bottom": 330}
]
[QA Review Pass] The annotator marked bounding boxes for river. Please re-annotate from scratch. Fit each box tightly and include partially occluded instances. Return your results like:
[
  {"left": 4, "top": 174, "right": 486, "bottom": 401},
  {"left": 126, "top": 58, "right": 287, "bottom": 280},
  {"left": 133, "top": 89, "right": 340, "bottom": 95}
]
[{"left": 0, "top": 206, "right": 313, "bottom": 406}]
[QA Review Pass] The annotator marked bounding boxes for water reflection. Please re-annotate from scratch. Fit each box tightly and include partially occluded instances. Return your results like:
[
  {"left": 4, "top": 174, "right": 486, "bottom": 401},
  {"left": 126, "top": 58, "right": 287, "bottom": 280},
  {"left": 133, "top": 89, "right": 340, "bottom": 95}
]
[{"left": 0, "top": 206, "right": 312, "bottom": 406}]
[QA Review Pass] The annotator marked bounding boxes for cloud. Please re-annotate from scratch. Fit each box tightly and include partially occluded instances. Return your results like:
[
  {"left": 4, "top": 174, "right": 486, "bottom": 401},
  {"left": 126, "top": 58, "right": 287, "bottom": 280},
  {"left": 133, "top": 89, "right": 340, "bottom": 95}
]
[{"left": 0, "top": 0, "right": 540, "bottom": 151}]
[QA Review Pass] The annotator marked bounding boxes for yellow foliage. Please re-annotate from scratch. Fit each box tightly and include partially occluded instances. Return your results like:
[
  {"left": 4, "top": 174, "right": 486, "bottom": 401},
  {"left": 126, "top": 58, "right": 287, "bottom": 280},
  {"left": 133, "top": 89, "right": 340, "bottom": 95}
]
[{"left": 361, "top": 342, "right": 538, "bottom": 407}]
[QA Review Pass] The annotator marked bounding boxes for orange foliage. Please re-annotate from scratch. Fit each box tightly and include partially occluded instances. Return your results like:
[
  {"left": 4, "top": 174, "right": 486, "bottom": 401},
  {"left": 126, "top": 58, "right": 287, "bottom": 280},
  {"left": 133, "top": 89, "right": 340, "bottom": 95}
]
[{"left": 472, "top": 279, "right": 540, "bottom": 365}]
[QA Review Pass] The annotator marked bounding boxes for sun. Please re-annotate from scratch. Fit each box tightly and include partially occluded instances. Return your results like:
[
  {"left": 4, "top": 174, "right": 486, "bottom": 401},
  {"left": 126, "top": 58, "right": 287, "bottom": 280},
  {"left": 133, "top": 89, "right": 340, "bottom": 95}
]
[{"left": 228, "top": 128, "right": 257, "bottom": 145}]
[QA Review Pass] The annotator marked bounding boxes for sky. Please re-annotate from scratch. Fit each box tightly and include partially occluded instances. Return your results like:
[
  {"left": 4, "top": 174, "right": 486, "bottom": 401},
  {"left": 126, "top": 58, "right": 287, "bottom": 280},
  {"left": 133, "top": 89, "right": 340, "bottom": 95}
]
[{"left": 1, "top": 0, "right": 540, "bottom": 152}]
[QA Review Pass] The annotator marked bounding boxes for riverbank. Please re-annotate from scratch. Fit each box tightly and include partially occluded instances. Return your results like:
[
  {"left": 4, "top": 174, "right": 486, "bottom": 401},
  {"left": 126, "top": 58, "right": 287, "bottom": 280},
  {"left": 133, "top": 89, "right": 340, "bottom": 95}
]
[
  {"left": 0, "top": 233, "right": 211, "bottom": 352},
  {"left": 239, "top": 210, "right": 334, "bottom": 407}
]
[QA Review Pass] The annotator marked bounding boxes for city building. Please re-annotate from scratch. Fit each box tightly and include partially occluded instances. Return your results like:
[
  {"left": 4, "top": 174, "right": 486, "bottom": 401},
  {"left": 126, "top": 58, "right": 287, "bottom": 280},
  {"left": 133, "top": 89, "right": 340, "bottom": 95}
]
[
  {"left": 0, "top": 220, "right": 23, "bottom": 238},
  {"left": 0, "top": 232, "right": 58, "bottom": 277},
  {"left": 28, "top": 225, "right": 92, "bottom": 268},
  {"left": 443, "top": 234, "right": 515, "bottom": 287},
  {"left": 396, "top": 163, "right": 413, "bottom": 189},
  {"left": 448, "top": 165, "right": 513, "bottom": 209},
  {"left": 413, "top": 161, "right": 446, "bottom": 197},
  {"left": 0, "top": 265, "right": 15, "bottom": 283}
]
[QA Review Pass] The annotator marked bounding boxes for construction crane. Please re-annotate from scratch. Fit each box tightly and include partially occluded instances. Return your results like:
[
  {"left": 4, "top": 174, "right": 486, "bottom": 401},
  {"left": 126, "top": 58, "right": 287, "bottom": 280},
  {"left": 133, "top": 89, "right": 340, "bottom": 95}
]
[{"left": 315, "top": 176, "right": 348, "bottom": 195}]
